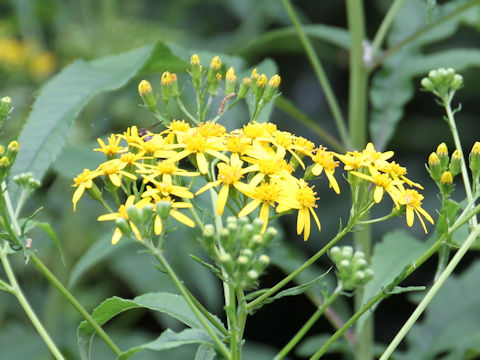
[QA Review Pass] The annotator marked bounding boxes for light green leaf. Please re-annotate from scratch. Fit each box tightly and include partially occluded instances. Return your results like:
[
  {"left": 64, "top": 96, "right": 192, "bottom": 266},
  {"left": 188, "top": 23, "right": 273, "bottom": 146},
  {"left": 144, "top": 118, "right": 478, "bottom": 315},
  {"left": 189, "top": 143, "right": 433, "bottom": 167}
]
[
  {"left": 400, "top": 261, "right": 480, "bottom": 359},
  {"left": 68, "top": 233, "right": 129, "bottom": 288},
  {"left": 10, "top": 45, "right": 153, "bottom": 201},
  {"left": 195, "top": 344, "right": 216, "bottom": 360},
  {"left": 53, "top": 141, "right": 105, "bottom": 179},
  {"left": 358, "top": 229, "right": 433, "bottom": 329},
  {"left": 387, "top": 285, "right": 426, "bottom": 294},
  {"left": 118, "top": 328, "right": 215, "bottom": 360},
  {"left": 35, "top": 222, "right": 65, "bottom": 263}
]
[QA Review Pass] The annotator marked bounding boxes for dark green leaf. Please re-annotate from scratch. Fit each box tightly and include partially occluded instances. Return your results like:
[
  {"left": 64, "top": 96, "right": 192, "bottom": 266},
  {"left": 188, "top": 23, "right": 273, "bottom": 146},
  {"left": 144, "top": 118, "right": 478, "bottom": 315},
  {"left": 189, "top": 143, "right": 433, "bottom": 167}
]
[{"left": 118, "top": 328, "right": 215, "bottom": 360}]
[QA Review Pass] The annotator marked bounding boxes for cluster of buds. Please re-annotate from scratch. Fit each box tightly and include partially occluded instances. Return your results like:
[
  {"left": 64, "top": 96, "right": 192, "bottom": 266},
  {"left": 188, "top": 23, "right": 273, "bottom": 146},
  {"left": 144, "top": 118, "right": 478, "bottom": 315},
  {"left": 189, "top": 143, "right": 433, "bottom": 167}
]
[
  {"left": 0, "top": 140, "right": 19, "bottom": 182},
  {"left": 427, "top": 143, "right": 461, "bottom": 197},
  {"left": 329, "top": 246, "right": 373, "bottom": 291},
  {"left": 201, "top": 217, "right": 276, "bottom": 290},
  {"left": 421, "top": 67, "right": 463, "bottom": 100}
]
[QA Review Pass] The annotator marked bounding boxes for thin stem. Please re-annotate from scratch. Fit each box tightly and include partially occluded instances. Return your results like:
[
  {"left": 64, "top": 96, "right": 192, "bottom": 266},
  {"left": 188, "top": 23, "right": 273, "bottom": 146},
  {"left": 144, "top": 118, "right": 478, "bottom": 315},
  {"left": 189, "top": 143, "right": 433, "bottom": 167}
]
[
  {"left": 29, "top": 253, "right": 122, "bottom": 356},
  {"left": 148, "top": 245, "right": 230, "bottom": 359},
  {"left": 357, "top": 212, "right": 396, "bottom": 225},
  {"left": 228, "top": 283, "right": 239, "bottom": 360},
  {"left": 274, "top": 285, "right": 342, "bottom": 360},
  {"left": 274, "top": 96, "right": 345, "bottom": 152},
  {"left": 280, "top": 0, "right": 351, "bottom": 149},
  {"left": 1, "top": 243, "right": 65, "bottom": 360},
  {"left": 246, "top": 215, "right": 359, "bottom": 311},
  {"left": 380, "top": 225, "right": 480, "bottom": 359},
  {"left": 370, "top": 0, "right": 480, "bottom": 69},
  {"left": 176, "top": 98, "right": 198, "bottom": 124},
  {"left": 370, "top": 0, "right": 405, "bottom": 59},
  {"left": 443, "top": 97, "right": 476, "bottom": 225}
]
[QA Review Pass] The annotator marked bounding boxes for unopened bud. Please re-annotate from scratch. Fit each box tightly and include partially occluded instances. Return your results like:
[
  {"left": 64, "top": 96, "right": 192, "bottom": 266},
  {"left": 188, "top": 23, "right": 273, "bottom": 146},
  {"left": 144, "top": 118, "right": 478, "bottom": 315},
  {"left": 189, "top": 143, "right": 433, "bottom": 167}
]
[
  {"left": 263, "top": 74, "right": 281, "bottom": 103},
  {"left": 237, "top": 78, "right": 251, "bottom": 99},
  {"left": 436, "top": 143, "right": 449, "bottom": 169},
  {"left": 421, "top": 77, "right": 435, "bottom": 92},
  {"left": 469, "top": 142, "right": 480, "bottom": 174},
  {"left": 219, "top": 253, "right": 234, "bottom": 275},
  {"left": 449, "top": 149, "right": 462, "bottom": 176},
  {"left": 0, "top": 96, "right": 12, "bottom": 120},
  {"left": 156, "top": 201, "right": 171, "bottom": 220},
  {"left": 440, "top": 171, "right": 453, "bottom": 185},
  {"left": 451, "top": 74, "right": 463, "bottom": 90},
  {"left": 138, "top": 80, "right": 157, "bottom": 111}
]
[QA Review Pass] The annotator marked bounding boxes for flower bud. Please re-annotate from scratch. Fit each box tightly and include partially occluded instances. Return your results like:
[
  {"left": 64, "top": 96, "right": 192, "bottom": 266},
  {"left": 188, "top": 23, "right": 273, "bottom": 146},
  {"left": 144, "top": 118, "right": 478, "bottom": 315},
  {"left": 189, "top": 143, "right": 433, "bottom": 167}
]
[
  {"left": 156, "top": 201, "right": 172, "bottom": 220},
  {"left": 262, "top": 227, "right": 277, "bottom": 247},
  {"left": 237, "top": 78, "right": 251, "bottom": 99},
  {"left": 469, "top": 142, "right": 480, "bottom": 173},
  {"left": 0, "top": 156, "right": 10, "bottom": 181},
  {"left": 341, "top": 246, "right": 354, "bottom": 259},
  {"left": 225, "top": 67, "right": 237, "bottom": 95},
  {"left": 451, "top": 74, "right": 463, "bottom": 90},
  {"left": 86, "top": 183, "right": 103, "bottom": 202},
  {"left": 236, "top": 255, "right": 250, "bottom": 274},
  {"left": 263, "top": 74, "right": 281, "bottom": 103},
  {"left": 254, "top": 254, "right": 270, "bottom": 274},
  {"left": 6, "top": 140, "right": 19, "bottom": 165},
  {"left": 427, "top": 152, "right": 442, "bottom": 182},
  {"left": 421, "top": 77, "right": 435, "bottom": 92},
  {"left": 0, "top": 96, "right": 12, "bottom": 121},
  {"left": 440, "top": 171, "right": 453, "bottom": 185},
  {"left": 329, "top": 246, "right": 342, "bottom": 263},
  {"left": 170, "top": 73, "right": 180, "bottom": 98},
  {"left": 252, "top": 74, "right": 267, "bottom": 101},
  {"left": 115, "top": 217, "right": 131, "bottom": 238},
  {"left": 436, "top": 143, "right": 449, "bottom": 170},
  {"left": 252, "top": 218, "right": 264, "bottom": 234},
  {"left": 248, "top": 234, "right": 263, "bottom": 251},
  {"left": 219, "top": 253, "right": 234, "bottom": 275},
  {"left": 239, "top": 223, "right": 254, "bottom": 247},
  {"left": 190, "top": 54, "right": 202, "bottom": 90},
  {"left": 449, "top": 149, "right": 462, "bottom": 176},
  {"left": 161, "top": 72, "right": 172, "bottom": 102},
  {"left": 247, "top": 269, "right": 259, "bottom": 282}
]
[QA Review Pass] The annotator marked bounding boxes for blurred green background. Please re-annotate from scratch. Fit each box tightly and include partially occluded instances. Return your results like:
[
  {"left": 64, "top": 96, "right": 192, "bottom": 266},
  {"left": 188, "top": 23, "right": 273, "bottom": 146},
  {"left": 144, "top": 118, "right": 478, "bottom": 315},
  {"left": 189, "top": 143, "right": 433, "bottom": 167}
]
[{"left": 1, "top": 0, "right": 480, "bottom": 359}]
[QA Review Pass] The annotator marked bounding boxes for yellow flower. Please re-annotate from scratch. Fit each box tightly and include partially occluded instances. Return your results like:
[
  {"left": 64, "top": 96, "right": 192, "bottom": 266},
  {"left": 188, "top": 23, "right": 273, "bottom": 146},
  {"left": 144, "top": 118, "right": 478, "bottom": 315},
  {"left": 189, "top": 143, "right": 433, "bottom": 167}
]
[
  {"left": 361, "top": 142, "right": 394, "bottom": 168},
  {"left": 137, "top": 160, "right": 199, "bottom": 184},
  {"left": 237, "top": 179, "right": 295, "bottom": 233},
  {"left": 380, "top": 161, "right": 423, "bottom": 189},
  {"left": 94, "top": 134, "right": 126, "bottom": 157},
  {"left": 310, "top": 147, "right": 340, "bottom": 194},
  {"left": 141, "top": 180, "right": 194, "bottom": 201},
  {"left": 98, "top": 160, "right": 137, "bottom": 187},
  {"left": 97, "top": 196, "right": 143, "bottom": 244},
  {"left": 350, "top": 168, "right": 403, "bottom": 207},
  {"left": 277, "top": 179, "right": 321, "bottom": 241},
  {"left": 196, "top": 156, "right": 257, "bottom": 215},
  {"left": 141, "top": 196, "right": 195, "bottom": 235},
  {"left": 165, "top": 130, "right": 228, "bottom": 174},
  {"left": 72, "top": 168, "right": 99, "bottom": 211},
  {"left": 399, "top": 189, "right": 434, "bottom": 233}
]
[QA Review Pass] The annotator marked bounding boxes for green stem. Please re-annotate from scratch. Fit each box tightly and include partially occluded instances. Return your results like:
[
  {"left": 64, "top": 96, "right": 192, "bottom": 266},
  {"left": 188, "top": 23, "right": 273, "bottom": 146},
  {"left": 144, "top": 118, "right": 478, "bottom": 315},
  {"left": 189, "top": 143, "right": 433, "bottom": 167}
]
[
  {"left": 281, "top": 0, "right": 351, "bottom": 149},
  {"left": 274, "top": 96, "right": 345, "bottom": 152},
  {"left": 370, "top": 0, "right": 405, "bottom": 59},
  {"left": 246, "top": 214, "right": 359, "bottom": 311},
  {"left": 148, "top": 245, "right": 230, "bottom": 359},
  {"left": 370, "top": 0, "right": 480, "bottom": 69},
  {"left": 345, "top": 1, "right": 371, "bottom": 359},
  {"left": 176, "top": 98, "right": 198, "bottom": 124},
  {"left": 228, "top": 283, "right": 239, "bottom": 360},
  {"left": 380, "top": 225, "right": 480, "bottom": 359},
  {"left": 0, "top": 243, "right": 65, "bottom": 360},
  {"left": 443, "top": 97, "right": 477, "bottom": 225},
  {"left": 274, "top": 285, "right": 342, "bottom": 360},
  {"left": 29, "top": 252, "right": 122, "bottom": 356},
  {"left": 1, "top": 182, "right": 122, "bottom": 356}
]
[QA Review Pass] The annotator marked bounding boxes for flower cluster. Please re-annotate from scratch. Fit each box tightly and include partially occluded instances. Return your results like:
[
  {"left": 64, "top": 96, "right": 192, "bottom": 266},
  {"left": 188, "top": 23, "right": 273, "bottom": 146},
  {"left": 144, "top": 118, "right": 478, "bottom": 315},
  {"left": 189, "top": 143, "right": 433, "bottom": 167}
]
[{"left": 72, "top": 55, "right": 434, "bottom": 246}]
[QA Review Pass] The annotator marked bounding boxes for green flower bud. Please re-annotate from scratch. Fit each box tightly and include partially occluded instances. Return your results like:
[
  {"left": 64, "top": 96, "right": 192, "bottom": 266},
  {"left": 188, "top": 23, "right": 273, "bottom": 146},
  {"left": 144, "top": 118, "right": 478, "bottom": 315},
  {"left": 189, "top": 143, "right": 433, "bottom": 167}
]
[
  {"left": 252, "top": 218, "right": 264, "bottom": 234},
  {"left": 237, "top": 78, "right": 251, "bottom": 99},
  {"left": 421, "top": 77, "right": 435, "bottom": 92},
  {"left": 6, "top": 140, "right": 18, "bottom": 164},
  {"left": 170, "top": 73, "right": 180, "bottom": 98},
  {"left": 86, "top": 183, "right": 103, "bottom": 202},
  {"left": 190, "top": 54, "right": 202, "bottom": 91},
  {"left": 225, "top": 67, "right": 237, "bottom": 96},
  {"left": 469, "top": 142, "right": 480, "bottom": 173},
  {"left": 239, "top": 223, "right": 254, "bottom": 247},
  {"left": 219, "top": 228, "right": 232, "bottom": 249},
  {"left": 156, "top": 201, "right": 172, "bottom": 220},
  {"left": 115, "top": 217, "right": 131, "bottom": 236},
  {"left": 449, "top": 149, "right": 462, "bottom": 176},
  {"left": 0, "top": 96, "right": 12, "bottom": 121},
  {"left": 451, "top": 74, "right": 463, "bottom": 90},
  {"left": 262, "top": 227, "right": 277, "bottom": 247},
  {"left": 219, "top": 253, "right": 234, "bottom": 275},
  {"left": 262, "top": 74, "right": 281, "bottom": 103},
  {"left": 353, "top": 270, "right": 366, "bottom": 285},
  {"left": 202, "top": 224, "right": 216, "bottom": 249},
  {"left": 236, "top": 255, "right": 250, "bottom": 274},
  {"left": 127, "top": 205, "right": 142, "bottom": 225},
  {"left": 338, "top": 259, "right": 351, "bottom": 273},
  {"left": 329, "top": 246, "right": 342, "bottom": 264},
  {"left": 253, "top": 254, "right": 270, "bottom": 274},
  {"left": 240, "top": 248, "right": 254, "bottom": 261},
  {"left": 248, "top": 234, "right": 263, "bottom": 251},
  {"left": 247, "top": 269, "right": 259, "bottom": 281},
  {"left": 427, "top": 152, "right": 442, "bottom": 182},
  {"left": 341, "top": 246, "right": 354, "bottom": 259},
  {"left": 161, "top": 71, "right": 172, "bottom": 102},
  {"left": 138, "top": 80, "right": 157, "bottom": 112},
  {"left": 436, "top": 143, "right": 449, "bottom": 170}
]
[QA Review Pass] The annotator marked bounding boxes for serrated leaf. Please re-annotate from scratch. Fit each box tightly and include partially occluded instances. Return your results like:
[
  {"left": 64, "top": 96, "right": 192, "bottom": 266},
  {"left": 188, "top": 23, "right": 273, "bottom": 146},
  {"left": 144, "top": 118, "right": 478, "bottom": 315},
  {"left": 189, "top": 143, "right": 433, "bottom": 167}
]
[
  {"left": 53, "top": 141, "right": 105, "bottom": 179},
  {"left": 195, "top": 344, "right": 216, "bottom": 360},
  {"left": 370, "top": 0, "right": 480, "bottom": 149},
  {"left": 399, "top": 261, "right": 480, "bottom": 359},
  {"left": 358, "top": 229, "right": 434, "bottom": 329},
  {"left": 118, "top": 328, "right": 215, "bottom": 360},
  {"left": 68, "top": 233, "right": 129, "bottom": 288},
  {"left": 9, "top": 45, "right": 153, "bottom": 202}
]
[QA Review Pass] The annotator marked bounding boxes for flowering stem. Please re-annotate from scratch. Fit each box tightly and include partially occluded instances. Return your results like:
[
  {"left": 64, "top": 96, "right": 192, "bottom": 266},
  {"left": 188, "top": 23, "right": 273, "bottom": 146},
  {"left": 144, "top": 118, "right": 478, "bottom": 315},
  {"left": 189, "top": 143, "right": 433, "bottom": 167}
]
[
  {"left": 0, "top": 242, "right": 65, "bottom": 360},
  {"left": 274, "top": 285, "right": 342, "bottom": 360},
  {"left": 246, "top": 212, "right": 362, "bottom": 311},
  {"left": 379, "top": 225, "right": 480, "bottom": 360},
  {"left": 176, "top": 97, "right": 198, "bottom": 124},
  {"left": 281, "top": 0, "right": 351, "bottom": 149},
  {"left": 443, "top": 96, "right": 477, "bottom": 225},
  {"left": 147, "top": 244, "right": 230, "bottom": 359}
]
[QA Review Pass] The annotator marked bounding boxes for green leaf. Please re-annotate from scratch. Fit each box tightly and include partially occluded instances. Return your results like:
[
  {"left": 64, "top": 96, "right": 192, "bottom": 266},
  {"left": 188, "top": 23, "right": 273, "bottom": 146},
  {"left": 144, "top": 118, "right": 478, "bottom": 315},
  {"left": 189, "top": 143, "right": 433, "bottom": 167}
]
[
  {"left": 68, "top": 233, "right": 129, "bottom": 288},
  {"left": 35, "top": 222, "right": 65, "bottom": 263},
  {"left": 358, "top": 229, "right": 433, "bottom": 328},
  {"left": 77, "top": 292, "right": 221, "bottom": 360},
  {"left": 236, "top": 24, "right": 350, "bottom": 56},
  {"left": 77, "top": 297, "right": 139, "bottom": 360},
  {"left": 370, "top": 0, "right": 480, "bottom": 149},
  {"left": 295, "top": 334, "right": 351, "bottom": 357},
  {"left": 9, "top": 45, "right": 153, "bottom": 202},
  {"left": 387, "top": 285, "right": 426, "bottom": 295},
  {"left": 53, "top": 141, "right": 105, "bottom": 179},
  {"left": 118, "top": 328, "right": 215, "bottom": 360},
  {"left": 401, "top": 261, "right": 480, "bottom": 359},
  {"left": 195, "top": 344, "right": 216, "bottom": 360},
  {"left": 189, "top": 253, "right": 223, "bottom": 279}
]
